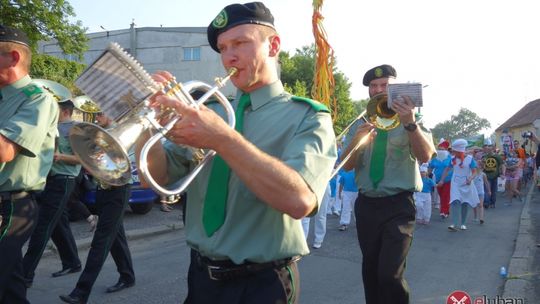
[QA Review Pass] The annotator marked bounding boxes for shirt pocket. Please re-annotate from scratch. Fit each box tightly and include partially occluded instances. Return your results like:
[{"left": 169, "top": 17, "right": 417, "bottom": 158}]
[{"left": 388, "top": 134, "right": 409, "bottom": 162}]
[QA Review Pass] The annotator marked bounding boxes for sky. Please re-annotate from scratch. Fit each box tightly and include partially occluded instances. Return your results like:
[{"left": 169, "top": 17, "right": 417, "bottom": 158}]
[{"left": 68, "top": 0, "right": 540, "bottom": 135}]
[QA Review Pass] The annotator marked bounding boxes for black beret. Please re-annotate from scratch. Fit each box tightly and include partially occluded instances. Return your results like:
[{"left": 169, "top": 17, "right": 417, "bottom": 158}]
[
  {"left": 207, "top": 2, "right": 274, "bottom": 53},
  {"left": 58, "top": 99, "right": 75, "bottom": 107},
  {"left": 0, "top": 25, "right": 29, "bottom": 47},
  {"left": 362, "top": 64, "right": 397, "bottom": 86}
]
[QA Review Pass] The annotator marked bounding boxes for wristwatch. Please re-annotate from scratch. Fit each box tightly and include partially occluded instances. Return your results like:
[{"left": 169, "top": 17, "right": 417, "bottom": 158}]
[{"left": 403, "top": 122, "right": 418, "bottom": 132}]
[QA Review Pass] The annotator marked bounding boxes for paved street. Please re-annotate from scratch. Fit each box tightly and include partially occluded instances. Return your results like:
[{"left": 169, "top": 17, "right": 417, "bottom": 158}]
[{"left": 26, "top": 183, "right": 538, "bottom": 303}]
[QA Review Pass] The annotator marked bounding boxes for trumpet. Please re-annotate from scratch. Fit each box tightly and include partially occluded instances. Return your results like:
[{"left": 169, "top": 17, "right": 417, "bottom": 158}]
[
  {"left": 69, "top": 42, "right": 237, "bottom": 198},
  {"left": 330, "top": 93, "right": 400, "bottom": 177}
]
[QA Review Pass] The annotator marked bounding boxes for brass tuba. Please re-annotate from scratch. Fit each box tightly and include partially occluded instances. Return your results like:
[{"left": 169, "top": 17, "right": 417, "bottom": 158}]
[
  {"left": 72, "top": 95, "right": 102, "bottom": 123},
  {"left": 32, "top": 79, "right": 72, "bottom": 103}
]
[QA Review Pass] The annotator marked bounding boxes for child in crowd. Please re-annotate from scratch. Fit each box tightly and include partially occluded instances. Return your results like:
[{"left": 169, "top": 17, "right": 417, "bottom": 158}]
[
  {"left": 414, "top": 163, "right": 436, "bottom": 225},
  {"left": 472, "top": 161, "right": 490, "bottom": 224},
  {"left": 337, "top": 169, "right": 358, "bottom": 231}
]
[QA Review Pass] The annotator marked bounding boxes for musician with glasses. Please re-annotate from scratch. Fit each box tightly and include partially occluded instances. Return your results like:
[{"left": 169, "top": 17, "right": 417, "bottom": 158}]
[
  {"left": 340, "top": 64, "right": 435, "bottom": 304},
  {"left": 136, "top": 2, "right": 336, "bottom": 303},
  {"left": 0, "top": 25, "right": 59, "bottom": 303}
]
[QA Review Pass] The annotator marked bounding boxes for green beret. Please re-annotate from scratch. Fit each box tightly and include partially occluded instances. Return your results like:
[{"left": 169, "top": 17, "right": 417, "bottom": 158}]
[
  {"left": 362, "top": 64, "right": 397, "bottom": 86},
  {"left": 0, "top": 24, "right": 29, "bottom": 47},
  {"left": 207, "top": 2, "right": 275, "bottom": 53}
]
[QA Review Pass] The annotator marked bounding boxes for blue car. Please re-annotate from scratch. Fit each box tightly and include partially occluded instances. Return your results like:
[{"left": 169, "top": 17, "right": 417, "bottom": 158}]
[{"left": 81, "top": 160, "right": 159, "bottom": 215}]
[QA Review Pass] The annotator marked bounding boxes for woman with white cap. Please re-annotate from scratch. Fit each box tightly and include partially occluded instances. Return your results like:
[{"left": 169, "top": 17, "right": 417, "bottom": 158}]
[{"left": 439, "top": 139, "right": 480, "bottom": 231}]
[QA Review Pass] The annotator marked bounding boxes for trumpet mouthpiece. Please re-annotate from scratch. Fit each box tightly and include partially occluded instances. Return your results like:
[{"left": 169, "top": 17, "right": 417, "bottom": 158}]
[{"left": 227, "top": 67, "right": 238, "bottom": 76}]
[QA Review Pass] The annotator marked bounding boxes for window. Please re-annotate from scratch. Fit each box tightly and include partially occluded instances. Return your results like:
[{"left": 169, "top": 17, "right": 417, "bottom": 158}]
[{"left": 183, "top": 47, "right": 201, "bottom": 61}]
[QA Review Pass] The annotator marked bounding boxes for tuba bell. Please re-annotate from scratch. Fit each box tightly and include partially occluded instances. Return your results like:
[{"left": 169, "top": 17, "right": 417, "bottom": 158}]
[
  {"left": 72, "top": 95, "right": 102, "bottom": 123},
  {"left": 32, "top": 79, "right": 73, "bottom": 103},
  {"left": 69, "top": 42, "right": 236, "bottom": 197}
]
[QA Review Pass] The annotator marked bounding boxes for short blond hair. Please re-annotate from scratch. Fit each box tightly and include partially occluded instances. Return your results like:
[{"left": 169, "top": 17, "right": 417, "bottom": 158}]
[{"left": 0, "top": 42, "right": 31, "bottom": 72}]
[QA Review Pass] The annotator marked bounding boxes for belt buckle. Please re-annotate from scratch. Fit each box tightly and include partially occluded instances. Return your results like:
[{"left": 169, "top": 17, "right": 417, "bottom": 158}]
[{"left": 207, "top": 265, "right": 222, "bottom": 281}]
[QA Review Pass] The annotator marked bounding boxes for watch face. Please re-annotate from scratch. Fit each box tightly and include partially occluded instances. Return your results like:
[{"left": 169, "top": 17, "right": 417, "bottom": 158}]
[{"left": 405, "top": 123, "right": 417, "bottom": 131}]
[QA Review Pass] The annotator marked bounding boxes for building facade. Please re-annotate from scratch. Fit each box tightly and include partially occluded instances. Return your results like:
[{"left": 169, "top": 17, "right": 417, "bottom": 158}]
[
  {"left": 495, "top": 99, "right": 540, "bottom": 155},
  {"left": 38, "top": 24, "right": 236, "bottom": 97}
]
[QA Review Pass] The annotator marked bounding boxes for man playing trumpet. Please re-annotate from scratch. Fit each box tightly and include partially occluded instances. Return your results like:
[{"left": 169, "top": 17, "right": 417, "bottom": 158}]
[{"left": 137, "top": 2, "right": 336, "bottom": 303}]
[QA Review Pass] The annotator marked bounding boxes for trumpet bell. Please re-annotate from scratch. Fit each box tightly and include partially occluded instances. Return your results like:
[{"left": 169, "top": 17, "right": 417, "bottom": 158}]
[
  {"left": 69, "top": 116, "right": 149, "bottom": 186},
  {"left": 366, "top": 93, "right": 400, "bottom": 130}
]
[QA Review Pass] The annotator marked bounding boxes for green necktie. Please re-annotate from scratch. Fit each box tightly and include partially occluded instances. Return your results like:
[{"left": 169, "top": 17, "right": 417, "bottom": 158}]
[
  {"left": 369, "top": 128, "right": 387, "bottom": 189},
  {"left": 202, "top": 93, "right": 251, "bottom": 236}
]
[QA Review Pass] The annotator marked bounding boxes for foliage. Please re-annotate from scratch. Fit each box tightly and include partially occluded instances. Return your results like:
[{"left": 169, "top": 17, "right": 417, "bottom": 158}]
[
  {"left": 1, "top": 0, "right": 88, "bottom": 59},
  {"left": 279, "top": 45, "right": 359, "bottom": 135},
  {"left": 430, "top": 108, "right": 491, "bottom": 141},
  {"left": 31, "top": 53, "right": 86, "bottom": 94}
]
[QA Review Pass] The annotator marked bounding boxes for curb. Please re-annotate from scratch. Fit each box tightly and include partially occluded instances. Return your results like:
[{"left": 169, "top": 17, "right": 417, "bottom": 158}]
[
  {"left": 42, "top": 224, "right": 183, "bottom": 258},
  {"left": 502, "top": 183, "right": 534, "bottom": 298}
]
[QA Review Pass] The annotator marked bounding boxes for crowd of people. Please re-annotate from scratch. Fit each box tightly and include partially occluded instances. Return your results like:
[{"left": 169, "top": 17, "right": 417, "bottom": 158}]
[{"left": 1, "top": 2, "right": 538, "bottom": 304}]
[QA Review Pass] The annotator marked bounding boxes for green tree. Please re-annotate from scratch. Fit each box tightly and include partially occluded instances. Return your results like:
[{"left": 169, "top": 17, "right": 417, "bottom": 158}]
[
  {"left": 431, "top": 108, "right": 491, "bottom": 141},
  {"left": 1, "top": 0, "right": 88, "bottom": 59},
  {"left": 279, "top": 44, "right": 358, "bottom": 134},
  {"left": 31, "top": 54, "right": 86, "bottom": 92}
]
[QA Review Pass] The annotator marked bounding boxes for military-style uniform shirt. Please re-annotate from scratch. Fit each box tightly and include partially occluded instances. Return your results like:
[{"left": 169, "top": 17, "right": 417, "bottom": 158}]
[
  {"left": 164, "top": 80, "right": 337, "bottom": 264},
  {"left": 0, "top": 75, "right": 59, "bottom": 191},
  {"left": 49, "top": 120, "right": 81, "bottom": 177},
  {"left": 345, "top": 123, "right": 434, "bottom": 197}
]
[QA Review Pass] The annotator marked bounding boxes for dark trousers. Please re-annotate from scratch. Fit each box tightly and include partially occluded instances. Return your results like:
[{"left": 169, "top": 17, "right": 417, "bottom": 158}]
[
  {"left": 23, "top": 175, "right": 80, "bottom": 282},
  {"left": 184, "top": 249, "right": 300, "bottom": 304},
  {"left": 0, "top": 194, "right": 38, "bottom": 304},
  {"left": 486, "top": 177, "right": 498, "bottom": 207},
  {"left": 355, "top": 191, "right": 416, "bottom": 304},
  {"left": 70, "top": 184, "right": 135, "bottom": 301}
]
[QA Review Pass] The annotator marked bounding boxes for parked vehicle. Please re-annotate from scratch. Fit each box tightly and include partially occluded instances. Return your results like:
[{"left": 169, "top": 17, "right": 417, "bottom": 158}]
[{"left": 81, "top": 158, "right": 159, "bottom": 215}]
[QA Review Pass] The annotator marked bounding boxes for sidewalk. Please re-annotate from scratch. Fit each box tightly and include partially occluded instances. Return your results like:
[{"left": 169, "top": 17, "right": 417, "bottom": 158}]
[
  {"left": 41, "top": 202, "right": 184, "bottom": 258},
  {"left": 503, "top": 182, "right": 538, "bottom": 300}
]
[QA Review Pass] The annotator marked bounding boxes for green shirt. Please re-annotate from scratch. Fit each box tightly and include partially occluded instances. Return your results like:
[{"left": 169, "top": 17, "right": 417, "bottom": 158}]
[
  {"left": 482, "top": 152, "right": 503, "bottom": 179},
  {"left": 50, "top": 120, "right": 81, "bottom": 177},
  {"left": 0, "top": 75, "right": 59, "bottom": 191},
  {"left": 345, "top": 123, "right": 434, "bottom": 197},
  {"left": 164, "top": 80, "right": 337, "bottom": 263}
]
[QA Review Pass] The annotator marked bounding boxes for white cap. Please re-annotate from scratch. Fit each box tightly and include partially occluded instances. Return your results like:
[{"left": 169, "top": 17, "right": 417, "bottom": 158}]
[
  {"left": 452, "top": 139, "right": 468, "bottom": 153},
  {"left": 484, "top": 138, "right": 493, "bottom": 146}
]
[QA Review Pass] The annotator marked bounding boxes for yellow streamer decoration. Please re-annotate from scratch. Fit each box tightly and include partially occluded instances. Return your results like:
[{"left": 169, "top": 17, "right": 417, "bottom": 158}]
[{"left": 312, "top": 0, "right": 336, "bottom": 121}]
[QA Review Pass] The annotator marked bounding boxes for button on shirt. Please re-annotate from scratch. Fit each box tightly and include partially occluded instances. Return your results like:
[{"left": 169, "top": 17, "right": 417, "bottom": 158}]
[
  {"left": 0, "top": 75, "right": 59, "bottom": 191},
  {"left": 164, "top": 80, "right": 337, "bottom": 264}
]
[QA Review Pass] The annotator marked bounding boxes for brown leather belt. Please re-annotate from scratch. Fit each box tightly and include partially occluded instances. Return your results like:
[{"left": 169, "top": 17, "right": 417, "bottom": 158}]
[
  {"left": 194, "top": 251, "right": 300, "bottom": 281},
  {"left": 0, "top": 191, "right": 31, "bottom": 203}
]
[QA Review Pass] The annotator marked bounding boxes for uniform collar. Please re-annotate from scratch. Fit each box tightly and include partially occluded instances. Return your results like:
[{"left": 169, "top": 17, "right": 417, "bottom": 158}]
[
  {"left": 235, "top": 80, "right": 284, "bottom": 111},
  {"left": 0, "top": 75, "right": 31, "bottom": 100}
]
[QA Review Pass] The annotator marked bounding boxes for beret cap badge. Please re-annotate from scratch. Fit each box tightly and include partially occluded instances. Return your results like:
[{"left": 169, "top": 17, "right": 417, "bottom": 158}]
[
  {"left": 374, "top": 68, "right": 383, "bottom": 78},
  {"left": 212, "top": 10, "right": 228, "bottom": 29}
]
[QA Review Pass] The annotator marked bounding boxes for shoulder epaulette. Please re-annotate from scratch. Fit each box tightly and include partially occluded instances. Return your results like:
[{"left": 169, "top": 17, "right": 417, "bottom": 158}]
[
  {"left": 22, "top": 84, "right": 44, "bottom": 98},
  {"left": 291, "top": 96, "right": 330, "bottom": 113}
]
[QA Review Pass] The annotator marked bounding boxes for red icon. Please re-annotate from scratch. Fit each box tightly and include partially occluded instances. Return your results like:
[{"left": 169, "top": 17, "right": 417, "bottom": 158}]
[{"left": 447, "top": 290, "right": 472, "bottom": 304}]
